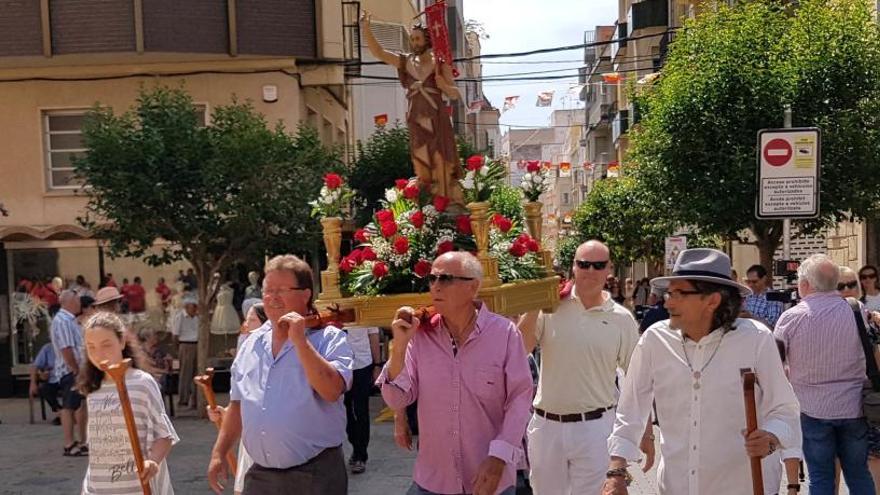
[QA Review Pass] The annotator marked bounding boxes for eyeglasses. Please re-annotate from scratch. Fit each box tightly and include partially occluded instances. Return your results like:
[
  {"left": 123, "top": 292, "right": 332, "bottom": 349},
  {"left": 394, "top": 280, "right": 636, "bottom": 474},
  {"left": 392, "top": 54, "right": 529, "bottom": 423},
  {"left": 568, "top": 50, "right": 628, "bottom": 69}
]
[
  {"left": 861, "top": 273, "right": 877, "bottom": 280},
  {"left": 838, "top": 281, "right": 859, "bottom": 291},
  {"left": 575, "top": 259, "right": 609, "bottom": 270},
  {"left": 663, "top": 289, "right": 703, "bottom": 301},
  {"left": 262, "top": 287, "right": 308, "bottom": 297},
  {"left": 427, "top": 273, "right": 475, "bottom": 284}
]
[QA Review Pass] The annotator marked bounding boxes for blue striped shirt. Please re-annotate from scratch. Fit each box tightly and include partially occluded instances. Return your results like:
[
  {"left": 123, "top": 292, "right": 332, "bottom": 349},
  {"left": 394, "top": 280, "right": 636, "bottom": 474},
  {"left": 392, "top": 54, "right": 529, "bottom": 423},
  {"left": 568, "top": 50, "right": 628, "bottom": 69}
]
[
  {"left": 50, "top": 309, "right": 84, "bottom": 382},
  {"left": 745, "top": 292, "right": 784, "bottom": 327}
]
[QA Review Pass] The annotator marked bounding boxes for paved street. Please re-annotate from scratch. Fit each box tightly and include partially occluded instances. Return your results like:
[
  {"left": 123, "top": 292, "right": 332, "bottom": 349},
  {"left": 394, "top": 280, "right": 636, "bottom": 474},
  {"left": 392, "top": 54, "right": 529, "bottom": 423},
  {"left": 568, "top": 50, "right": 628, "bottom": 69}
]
[{"left": 0, "top": 395, "right": 828, "bottom": 495}]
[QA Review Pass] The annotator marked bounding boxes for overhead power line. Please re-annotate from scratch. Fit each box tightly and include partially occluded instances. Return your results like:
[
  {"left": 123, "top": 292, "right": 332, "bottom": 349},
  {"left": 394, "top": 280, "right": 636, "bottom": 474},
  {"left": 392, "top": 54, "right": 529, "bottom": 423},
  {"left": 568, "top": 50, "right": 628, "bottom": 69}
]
[{"left": 348, "top": 29, "right": 675, "bottom": 66}]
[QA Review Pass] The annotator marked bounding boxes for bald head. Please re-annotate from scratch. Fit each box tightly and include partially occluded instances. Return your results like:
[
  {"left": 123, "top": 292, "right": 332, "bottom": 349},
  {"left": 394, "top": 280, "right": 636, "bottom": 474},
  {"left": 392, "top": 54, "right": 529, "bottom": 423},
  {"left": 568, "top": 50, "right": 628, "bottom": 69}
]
[
  {"left": 798, "top": 254, "right": 839, "bottom": 294},
  {"left": 60, "top": 289, "right": 81, "bottom": 314},
  {"left": 574, "top": 240, "right": 611, "bottom": 264}
]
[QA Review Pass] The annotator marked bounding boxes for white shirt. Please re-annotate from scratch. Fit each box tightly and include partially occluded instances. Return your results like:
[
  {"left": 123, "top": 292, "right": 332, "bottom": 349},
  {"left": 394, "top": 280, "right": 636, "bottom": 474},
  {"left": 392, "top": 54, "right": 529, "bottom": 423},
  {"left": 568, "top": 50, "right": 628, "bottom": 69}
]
[
  {"left": 82, "top": 369, "right": 179, "bottom": 494},
  {"left": 346, "top": 326, "right": 379, "bottom": 370},
  {"left": 865, "top": 293, "right": 880, "bottom": 312},
  {"left": 534, "top": 290, "right": 639, "bottom": 413},
  {"left": 608, "top": 319, "right": 802, "bottom": 495},
  {"left": 171, "top": 311, "right": 199, "bottom": 343}
]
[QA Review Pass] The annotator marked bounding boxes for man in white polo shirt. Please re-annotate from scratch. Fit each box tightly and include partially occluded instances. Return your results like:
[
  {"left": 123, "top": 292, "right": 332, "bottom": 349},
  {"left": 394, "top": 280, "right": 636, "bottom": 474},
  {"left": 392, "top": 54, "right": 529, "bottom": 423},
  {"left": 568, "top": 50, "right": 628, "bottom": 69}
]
[
  {"left": 519, "top": 239, "right": 639, "bottom": 494},
  {"left": 171, "top": 294, "right": 199, "bottom": 409}
]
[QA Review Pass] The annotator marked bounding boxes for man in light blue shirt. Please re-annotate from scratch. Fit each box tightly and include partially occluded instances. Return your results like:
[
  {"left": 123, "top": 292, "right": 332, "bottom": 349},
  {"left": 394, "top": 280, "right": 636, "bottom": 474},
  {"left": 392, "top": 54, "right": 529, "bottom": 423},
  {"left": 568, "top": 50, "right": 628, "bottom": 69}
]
[{"left": 208, "top": 255, "right": 353, "bottom": 495}]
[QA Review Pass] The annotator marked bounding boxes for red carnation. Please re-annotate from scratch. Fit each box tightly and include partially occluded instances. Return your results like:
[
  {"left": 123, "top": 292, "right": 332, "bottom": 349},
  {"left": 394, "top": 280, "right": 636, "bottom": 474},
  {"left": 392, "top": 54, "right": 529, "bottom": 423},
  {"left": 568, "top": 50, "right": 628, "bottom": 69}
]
[
  {"left": 433, "top": 195, "right": 450, "bottom": 212},
  {"left": 393, "top": 236, "right": 410, "bottom": 255},
  {"left": 526, "top": 239, "right": 540, "bottom": 252},
  {"left": 354, "top": 228, "right": 369, "bottom": 244},
  {"left": 411, "top": 210, "right": 425, "bottom": 229},
  {"left": 526, "top": 160, "right": 541, "bottom": 173},
  {"left": 517, "top": 233, "right": 531, "bottom": 245},
  {"left": 376, "top": 209, "right": 394, "bottom": 223},
  {"left": 456, "top": 215, "right": 473, "bottom": 235},
  {"left": 395, "top": 179, "right": 409, "bottom": 190},
  {"left": 324, "top": 173, "right": 343, "bottom": 189},
  {"left": 372, "top": 262, "right": 388, "bottom": 278},
  {"left": 339, "top": 256, "right": 356, "bottom": 273},
  {"left": 403, "top": 185, "right": 420, "bottom": 200},
  {"left": 361, "top": 246, "right": 377, "bottom": 261},
  {"left": 509, "top": 242, "right": 528, "bottom": 257},
  {"left": 348, "top": 249, "right": 363, "bottom": 265},
  {"left": 437, "top": 240, "right": 455, "bottom": 255},
  {"left": 492, "top": 214, "right": 513, "bottom": 233},
  {"left": 380, "top": 221, "right": 397, "bottom": 238},
  {"left": 466, "top": 155, "right": 485, "bottom": 171},
  {"left": 414, "top": 259, "right": 432, "bottom": 278}
]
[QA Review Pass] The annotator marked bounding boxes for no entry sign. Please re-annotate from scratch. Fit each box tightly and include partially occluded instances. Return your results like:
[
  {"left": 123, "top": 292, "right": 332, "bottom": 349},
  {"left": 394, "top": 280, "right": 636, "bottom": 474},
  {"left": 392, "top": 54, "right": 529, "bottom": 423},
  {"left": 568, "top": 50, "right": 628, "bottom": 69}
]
[{"left": 756, "top": 128, "right": 821, "bottom": 219}]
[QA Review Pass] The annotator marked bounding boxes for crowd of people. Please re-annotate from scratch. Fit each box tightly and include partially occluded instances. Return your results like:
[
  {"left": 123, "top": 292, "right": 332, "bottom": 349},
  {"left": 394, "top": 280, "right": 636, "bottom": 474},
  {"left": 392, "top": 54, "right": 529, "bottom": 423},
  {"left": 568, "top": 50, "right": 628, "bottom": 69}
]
[{"left": 23, "top": 244, "right": 880, "bottom": 494}]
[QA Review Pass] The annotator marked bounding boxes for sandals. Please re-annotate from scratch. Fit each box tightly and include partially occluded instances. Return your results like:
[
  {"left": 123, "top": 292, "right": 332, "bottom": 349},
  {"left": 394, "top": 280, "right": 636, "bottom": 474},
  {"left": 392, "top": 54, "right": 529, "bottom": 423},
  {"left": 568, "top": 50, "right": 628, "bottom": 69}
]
[{"left": 63, "top": 441, "right": 87, "bottom": 456}]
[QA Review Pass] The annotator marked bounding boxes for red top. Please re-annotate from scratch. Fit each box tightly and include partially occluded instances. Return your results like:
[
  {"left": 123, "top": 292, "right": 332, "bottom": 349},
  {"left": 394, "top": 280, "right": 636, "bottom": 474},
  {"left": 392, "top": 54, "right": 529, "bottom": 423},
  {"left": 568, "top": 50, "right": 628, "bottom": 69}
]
[{"left": 126, "top": 284, "right": 146, "bottom": 313}]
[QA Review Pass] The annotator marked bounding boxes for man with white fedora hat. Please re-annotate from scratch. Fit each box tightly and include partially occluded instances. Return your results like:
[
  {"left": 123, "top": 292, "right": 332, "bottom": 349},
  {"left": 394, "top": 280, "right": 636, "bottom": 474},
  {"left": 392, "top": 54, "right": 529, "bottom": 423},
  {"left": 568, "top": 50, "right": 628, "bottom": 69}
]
[{"left": 602, "top": 248, "right": 802, "bottom": 495}]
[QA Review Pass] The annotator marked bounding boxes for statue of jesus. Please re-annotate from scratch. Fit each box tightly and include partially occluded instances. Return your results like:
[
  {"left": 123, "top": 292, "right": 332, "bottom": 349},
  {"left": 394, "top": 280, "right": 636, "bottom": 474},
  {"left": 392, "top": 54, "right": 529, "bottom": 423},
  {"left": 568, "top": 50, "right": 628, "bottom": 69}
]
[{"left": 360, "top": 11, "right": 464, "bottom": 205}]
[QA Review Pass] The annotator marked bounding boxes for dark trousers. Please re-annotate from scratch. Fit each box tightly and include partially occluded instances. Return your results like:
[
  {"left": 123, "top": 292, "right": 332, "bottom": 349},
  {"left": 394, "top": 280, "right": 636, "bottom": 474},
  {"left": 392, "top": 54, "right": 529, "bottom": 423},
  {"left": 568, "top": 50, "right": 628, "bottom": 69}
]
[
  {"left": 242, "top": 446, "right": 347, "bottom": 495},
  {"left": 801, "top": 413, "right": 876, "bottom": 495},
  {"left": 344, "top": 365, "right": 373, "bottom": 462}
]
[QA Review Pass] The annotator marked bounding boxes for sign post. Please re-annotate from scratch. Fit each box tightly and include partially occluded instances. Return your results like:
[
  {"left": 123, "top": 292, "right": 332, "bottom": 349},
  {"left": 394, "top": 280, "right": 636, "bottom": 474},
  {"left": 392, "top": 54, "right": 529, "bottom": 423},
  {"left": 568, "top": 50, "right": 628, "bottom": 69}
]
[{"left": 756, "top": 109, "right": 820, "bottom": 285}]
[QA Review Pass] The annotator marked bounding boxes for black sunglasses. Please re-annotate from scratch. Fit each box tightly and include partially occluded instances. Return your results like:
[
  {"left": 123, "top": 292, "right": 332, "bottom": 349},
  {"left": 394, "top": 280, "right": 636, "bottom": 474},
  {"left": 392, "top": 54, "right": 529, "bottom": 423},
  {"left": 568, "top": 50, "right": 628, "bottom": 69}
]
[
  {"left": 838, "top": 281, "right": 859, "bottom": 291},
  {"left": 861, "top": 273, "right": 877, "bottom": 280},
  {"left": 427, "top": 273, "right": 475, "bottom": 284},
  {"left": 575, "top": 259, "right": 609, "bottom": 270}
]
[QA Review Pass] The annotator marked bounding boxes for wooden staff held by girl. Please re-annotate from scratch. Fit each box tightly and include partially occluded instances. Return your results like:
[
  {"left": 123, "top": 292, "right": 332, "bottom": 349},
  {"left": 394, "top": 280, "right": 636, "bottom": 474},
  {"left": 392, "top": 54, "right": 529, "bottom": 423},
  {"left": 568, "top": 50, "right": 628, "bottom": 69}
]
[{"left": 78, "top": 312, "right": 179, "bottom": 495}]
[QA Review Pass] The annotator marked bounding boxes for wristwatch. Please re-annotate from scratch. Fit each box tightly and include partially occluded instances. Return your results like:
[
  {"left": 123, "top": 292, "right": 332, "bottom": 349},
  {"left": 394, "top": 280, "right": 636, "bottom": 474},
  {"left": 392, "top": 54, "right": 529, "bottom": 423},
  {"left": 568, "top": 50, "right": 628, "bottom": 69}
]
[
  {"left": 605, "top": 467, "right": 633, "bottom": 486},
  {"left": 787, "top": 483, "right": 800, "bottom": 492}
]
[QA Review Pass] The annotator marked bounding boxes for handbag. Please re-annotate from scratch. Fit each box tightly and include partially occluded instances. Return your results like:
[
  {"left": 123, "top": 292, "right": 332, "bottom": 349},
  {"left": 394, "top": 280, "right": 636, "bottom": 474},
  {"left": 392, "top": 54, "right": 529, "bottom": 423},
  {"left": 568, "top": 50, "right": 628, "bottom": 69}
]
[{"left": 846, "top": 297, "right": 880, "bottom": 425}]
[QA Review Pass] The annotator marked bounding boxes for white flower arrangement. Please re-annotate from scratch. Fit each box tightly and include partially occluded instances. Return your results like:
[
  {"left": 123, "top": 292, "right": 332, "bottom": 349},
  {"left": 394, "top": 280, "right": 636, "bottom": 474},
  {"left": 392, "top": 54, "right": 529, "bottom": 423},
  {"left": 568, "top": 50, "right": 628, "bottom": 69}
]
[{"left": 521, "top": 166, "right": 550, "bottom": 202}]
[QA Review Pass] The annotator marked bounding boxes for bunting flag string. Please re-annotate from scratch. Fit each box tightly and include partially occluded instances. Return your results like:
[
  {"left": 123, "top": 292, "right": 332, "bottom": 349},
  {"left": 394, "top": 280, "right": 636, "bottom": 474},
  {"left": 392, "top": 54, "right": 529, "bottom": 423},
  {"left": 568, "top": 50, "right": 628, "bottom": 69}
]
[{"left": 502, "top": 95, "right": 520, "bottom": 113}]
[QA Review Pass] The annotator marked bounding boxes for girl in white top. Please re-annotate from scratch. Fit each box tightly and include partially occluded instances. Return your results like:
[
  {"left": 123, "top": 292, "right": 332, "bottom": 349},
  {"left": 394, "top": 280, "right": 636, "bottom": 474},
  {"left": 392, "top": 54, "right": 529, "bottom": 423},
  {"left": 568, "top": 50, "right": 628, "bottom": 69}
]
[
  {"left": 79, "top": 312, "right": 179, "bottom": 495},
  {"left": 207, "top": 301, "right": 265, "bottom": 494}
]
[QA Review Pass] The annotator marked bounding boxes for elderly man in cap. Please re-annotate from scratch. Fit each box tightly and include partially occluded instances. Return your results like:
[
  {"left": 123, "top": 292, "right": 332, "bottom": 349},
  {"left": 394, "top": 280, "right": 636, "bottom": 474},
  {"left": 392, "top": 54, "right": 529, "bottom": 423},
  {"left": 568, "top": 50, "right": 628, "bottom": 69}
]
[
  {"left": 602, "top": 248, "right": 802, "bottom": 495},
  {"left": 172, "top": 293, "right": 200, "bottom": 409},
  {"left": 379, "top": 251, "right": 533, "bottom": 495}
]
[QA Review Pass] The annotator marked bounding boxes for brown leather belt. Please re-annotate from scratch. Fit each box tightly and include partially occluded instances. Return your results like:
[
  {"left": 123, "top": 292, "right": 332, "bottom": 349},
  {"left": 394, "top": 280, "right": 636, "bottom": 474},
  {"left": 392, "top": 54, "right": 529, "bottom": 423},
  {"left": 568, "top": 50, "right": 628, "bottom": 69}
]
[{"left": 535, "top": 406, "right": 614, "bottom": 423}]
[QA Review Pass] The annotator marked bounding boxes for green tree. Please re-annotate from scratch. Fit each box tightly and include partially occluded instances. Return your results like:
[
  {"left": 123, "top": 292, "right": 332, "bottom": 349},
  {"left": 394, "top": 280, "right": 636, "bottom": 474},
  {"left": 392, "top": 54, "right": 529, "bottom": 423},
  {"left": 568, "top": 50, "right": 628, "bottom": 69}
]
[
  {"left": 572, "top": 175, "right": 674, "bottom": 267},
  {"left": 629, "top": 0, "right": 880, "bottom": 269},
  {"left": 75, "top": 85, "right": 341, "bottom": 386},
  {"left": 349, "top": 124, "right": 413, "bottom": 225}
]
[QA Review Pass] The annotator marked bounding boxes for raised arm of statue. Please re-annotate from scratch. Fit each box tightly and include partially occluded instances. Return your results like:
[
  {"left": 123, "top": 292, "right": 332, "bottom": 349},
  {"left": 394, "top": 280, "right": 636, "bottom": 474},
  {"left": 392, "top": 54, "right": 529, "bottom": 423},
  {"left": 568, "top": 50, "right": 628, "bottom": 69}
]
[{"left": 360, "top": 11, "right": 400, "bottom": 68}]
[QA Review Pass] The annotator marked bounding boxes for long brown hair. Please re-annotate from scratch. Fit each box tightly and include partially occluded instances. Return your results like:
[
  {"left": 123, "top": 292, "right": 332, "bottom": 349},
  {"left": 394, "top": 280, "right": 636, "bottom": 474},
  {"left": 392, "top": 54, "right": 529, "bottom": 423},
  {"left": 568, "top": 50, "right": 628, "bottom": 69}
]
[{"left": 77, "top": 312, "right": 153, "bottom": 395}]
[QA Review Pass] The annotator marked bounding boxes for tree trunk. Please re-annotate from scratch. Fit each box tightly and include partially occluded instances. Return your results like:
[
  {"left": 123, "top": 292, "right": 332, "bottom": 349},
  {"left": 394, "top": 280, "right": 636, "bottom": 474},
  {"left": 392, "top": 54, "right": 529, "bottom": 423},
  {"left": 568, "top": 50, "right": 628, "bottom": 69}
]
[
  {"left": 195, "top": 264, "right": 214, "bottom": 419},
  {"left": 751, "top": 220, "right": 784, "bottom": 279}
]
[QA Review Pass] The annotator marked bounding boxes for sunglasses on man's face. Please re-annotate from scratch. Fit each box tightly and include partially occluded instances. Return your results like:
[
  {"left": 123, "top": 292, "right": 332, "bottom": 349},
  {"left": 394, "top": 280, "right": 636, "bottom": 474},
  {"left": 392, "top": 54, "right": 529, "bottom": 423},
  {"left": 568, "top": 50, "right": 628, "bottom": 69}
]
[
  {"left": 838, "top": 281, "right": 859, "bottom": 291},
  {"left": 861, "top": 273, "right": 878, "bottom": 280},
  {"left": 575, "top": 259, "right": 609, "bottom": 270},
  {"left": 427, "top": 273, "right": 475, "bottom": 284}
]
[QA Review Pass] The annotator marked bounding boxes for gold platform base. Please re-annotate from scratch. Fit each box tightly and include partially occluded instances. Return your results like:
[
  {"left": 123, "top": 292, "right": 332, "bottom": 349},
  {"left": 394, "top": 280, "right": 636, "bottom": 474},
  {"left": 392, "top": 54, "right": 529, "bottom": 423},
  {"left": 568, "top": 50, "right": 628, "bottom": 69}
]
[{"left": 317, "top": 275, "right": 560, "bottom": 327}]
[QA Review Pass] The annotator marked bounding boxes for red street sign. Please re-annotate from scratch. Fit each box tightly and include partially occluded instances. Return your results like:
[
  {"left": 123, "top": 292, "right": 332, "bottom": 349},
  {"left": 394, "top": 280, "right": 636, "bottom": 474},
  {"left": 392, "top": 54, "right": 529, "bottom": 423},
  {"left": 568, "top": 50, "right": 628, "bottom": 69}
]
[{"left": 763, "top": 138, "right": 792, "bottom": 167}]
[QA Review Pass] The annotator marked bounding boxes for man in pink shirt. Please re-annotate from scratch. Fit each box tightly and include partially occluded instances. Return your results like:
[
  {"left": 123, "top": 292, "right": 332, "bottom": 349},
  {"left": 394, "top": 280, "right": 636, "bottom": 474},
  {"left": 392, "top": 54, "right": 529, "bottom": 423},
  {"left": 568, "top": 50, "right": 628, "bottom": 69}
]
[{"left": 378, "top": 251, "right": 533, "bottom": 495}]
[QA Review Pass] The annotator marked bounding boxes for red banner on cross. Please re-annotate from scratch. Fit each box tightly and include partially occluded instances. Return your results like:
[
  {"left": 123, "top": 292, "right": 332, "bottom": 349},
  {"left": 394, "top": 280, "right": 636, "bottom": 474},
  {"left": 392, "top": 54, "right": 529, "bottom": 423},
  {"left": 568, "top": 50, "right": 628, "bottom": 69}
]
[{"left": 425, "top": 1, "right": 459, "bottom": 77}]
